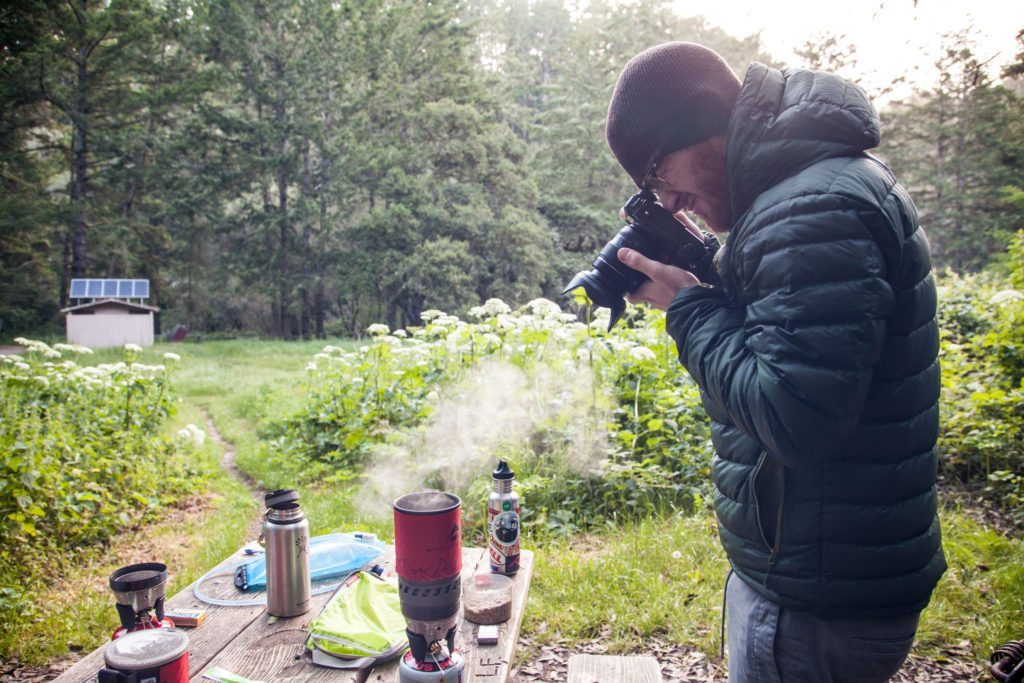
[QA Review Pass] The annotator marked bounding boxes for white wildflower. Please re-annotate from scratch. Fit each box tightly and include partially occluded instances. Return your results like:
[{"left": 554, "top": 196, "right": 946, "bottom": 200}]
[
  {"left": 306, "top": 362, "right": 318, "bottom": 372},
  {"left": 525, "top": 298, "right": 563, "bottom": 318},
  {"left": 177, "top": 423, "right": 206, "bottom": 448},
  {"left": 391, "top": 329, "right": 408, "bottom": 338},
  {"left": 124, "top": 343, "right": 143, "bottom": 353},
  {"left": 484, "top": 298, "right": 511, "bottom": 316},
  {"left": 480, "top": 333, "right": 502, "bottom": 347},
  {"left": 323, "top": 345, "right": 344, "bottom": 353},
  {"left": 313, "top": 353, "right": 330, "bottom": 361},
  {"left": 14, "top": 362, "right": 30, "bottom": 372},
  {"left": 420, "top": 309, "right": 444, "bottom": 321},
  {"left": 991, "top": 289, "right": 1024, "bottom": 305},
  {"left": 629, "top": 346, "right": 656, "bottom": 362},
  {"left": 366, "top": 323, "right": 390, "bottom": 337},
  {"left": 34, "top": 376, "right": 50, "bottom": 389},
  {"left": 494, "top": 314, "right": 517, "bottom": 331},
  {"left": 672, "top": 551, "right": 682, "bottom": 560},
  {"left": 162, "top": 352, "right": 181, "bottom": 362}
]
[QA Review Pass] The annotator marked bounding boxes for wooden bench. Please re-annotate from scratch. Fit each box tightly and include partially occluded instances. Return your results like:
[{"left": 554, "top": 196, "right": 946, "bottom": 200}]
[
  {"left": 568, "top": 654, "right": 663, "bottom": 683},
  {"left": 54, "top": 546, "right": 532, "bottom": 682}
]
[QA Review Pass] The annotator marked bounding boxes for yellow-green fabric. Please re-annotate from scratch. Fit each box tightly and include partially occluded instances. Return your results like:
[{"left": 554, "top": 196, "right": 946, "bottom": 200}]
[{"left": 307, "top": 572, "right": 407, "bottom": 658}]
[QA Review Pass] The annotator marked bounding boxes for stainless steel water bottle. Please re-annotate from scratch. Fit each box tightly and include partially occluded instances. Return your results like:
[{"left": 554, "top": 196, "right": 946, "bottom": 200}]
[
  {"left": 261, "top": 489, "right": 311, "bottom": 617},
  {"left": 487, "top": 460, "right": 520, "bottom": 575}
]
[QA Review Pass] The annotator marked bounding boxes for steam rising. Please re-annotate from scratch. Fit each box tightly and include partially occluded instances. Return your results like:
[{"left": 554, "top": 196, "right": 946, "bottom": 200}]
[{"left": 356, "top": 359, "right": 605, "bottom": 519}]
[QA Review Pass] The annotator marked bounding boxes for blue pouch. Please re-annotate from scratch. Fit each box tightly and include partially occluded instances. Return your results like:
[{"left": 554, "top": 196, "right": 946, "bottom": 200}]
[{"left": 233, "top": 532, "right": 386, "bottom": 592}]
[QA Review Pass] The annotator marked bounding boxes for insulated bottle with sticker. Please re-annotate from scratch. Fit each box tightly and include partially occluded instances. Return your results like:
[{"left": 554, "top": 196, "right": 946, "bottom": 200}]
[{"left": 487, "top": 460, "right": 520, "bottom": 575}]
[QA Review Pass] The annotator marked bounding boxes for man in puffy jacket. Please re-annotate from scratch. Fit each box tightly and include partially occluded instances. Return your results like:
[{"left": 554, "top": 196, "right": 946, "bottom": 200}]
[{"left": 605, "top": 42, "right": 946, "bottom": 681}]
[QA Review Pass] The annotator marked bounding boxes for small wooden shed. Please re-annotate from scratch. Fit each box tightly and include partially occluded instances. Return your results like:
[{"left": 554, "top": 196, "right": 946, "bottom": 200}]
[{"left": 62, "top": 279, "right": 159, "bottom": 349}]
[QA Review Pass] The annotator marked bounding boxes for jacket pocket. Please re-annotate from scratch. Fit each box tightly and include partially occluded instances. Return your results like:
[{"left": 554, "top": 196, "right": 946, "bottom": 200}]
[{"left": 751, "top": 451, "right": 785, "bottom": 566}]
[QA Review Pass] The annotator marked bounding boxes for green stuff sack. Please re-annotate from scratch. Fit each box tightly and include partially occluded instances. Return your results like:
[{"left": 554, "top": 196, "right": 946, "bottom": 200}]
[{"left": 307, "top": 571, "right": 408, "bottom": 668}]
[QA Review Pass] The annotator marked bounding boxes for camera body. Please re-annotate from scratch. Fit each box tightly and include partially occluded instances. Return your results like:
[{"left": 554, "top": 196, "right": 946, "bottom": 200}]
[{"left": 562, "top": 189, "right": 722, "bottom": 329}]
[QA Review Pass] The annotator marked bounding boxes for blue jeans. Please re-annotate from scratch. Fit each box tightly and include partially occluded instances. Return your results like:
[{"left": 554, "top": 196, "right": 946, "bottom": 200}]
[{"left": 726, "top": 572, "right": 919, "bottom": 683}]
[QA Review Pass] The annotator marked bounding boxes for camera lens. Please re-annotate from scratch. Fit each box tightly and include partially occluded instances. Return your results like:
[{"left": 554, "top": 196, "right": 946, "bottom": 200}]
[{"left": 562, "top": 225, "right": 652, "bottom": 330}]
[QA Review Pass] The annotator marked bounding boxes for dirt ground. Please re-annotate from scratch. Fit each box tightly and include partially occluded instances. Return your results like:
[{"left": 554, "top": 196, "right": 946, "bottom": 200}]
[
  {"left": 509, "top": 633, "right": 987, "bottom": 682},
  {"left": 0, "top": 634, "right": 989, "bottom": 682}
]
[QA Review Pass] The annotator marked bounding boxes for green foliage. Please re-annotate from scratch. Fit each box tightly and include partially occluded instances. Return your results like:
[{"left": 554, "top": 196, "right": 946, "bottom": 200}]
[
  {"left": 277, "top": 298, "right": 715, "bottom": 537},
  {"left": 0, "top": 340, "right": 196, "bottom": 640},
  {"left": 936, "top": 262, "right": 1024, "bottom": 524}
]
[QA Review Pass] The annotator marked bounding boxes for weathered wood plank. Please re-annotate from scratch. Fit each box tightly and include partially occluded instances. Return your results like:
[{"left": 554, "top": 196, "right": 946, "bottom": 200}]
[
  {"left": 567, "top": 654, "right": 663, "bottom": 683},
  {"left": 187, "top": 588, "right": 352, "bottom": 683},
  {"left": 364, "top": 548, "right": 534, "bottom": 683},
  {"left": 52, "top": 545, "right": 533, "bottom": 683}
]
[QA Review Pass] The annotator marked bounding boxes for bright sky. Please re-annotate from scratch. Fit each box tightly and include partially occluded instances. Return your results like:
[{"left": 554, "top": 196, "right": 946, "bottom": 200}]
[{"left": 685, "top": 0, "right": 1023, "bottom": 102}]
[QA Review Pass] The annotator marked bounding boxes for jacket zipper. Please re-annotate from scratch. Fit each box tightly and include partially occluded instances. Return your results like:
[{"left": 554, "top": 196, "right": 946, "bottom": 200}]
[{"left": 751, "top": 452, "right": 785, "bottom": 585}]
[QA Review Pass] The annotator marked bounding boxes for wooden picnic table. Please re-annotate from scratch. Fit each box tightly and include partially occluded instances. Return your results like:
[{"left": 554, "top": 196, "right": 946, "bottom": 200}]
[{"left": 54, "top": 545, "right": 533, "bottom": 683}]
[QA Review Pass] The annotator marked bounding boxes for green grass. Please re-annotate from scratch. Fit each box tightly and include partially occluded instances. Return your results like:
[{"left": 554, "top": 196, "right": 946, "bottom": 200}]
[
  {"left": 522, "top": 505, "right": 1024, "bottom": 663},
  {"left": 919, "top": 507, "right": 1024, "bottom": 657},
  {"left": 523, "top": 512, "right": 729, "bottom": 654}
]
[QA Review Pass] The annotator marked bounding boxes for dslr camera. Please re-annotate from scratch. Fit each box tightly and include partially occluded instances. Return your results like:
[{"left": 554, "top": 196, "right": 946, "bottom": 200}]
[{"left": 562, "top": 189, "right": 722, "bottom": 329}]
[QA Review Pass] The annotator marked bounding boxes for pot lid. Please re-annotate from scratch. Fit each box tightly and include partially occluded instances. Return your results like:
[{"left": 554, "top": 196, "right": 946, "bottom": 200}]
[{"left": 104, "top": 628, "right": 189, "bottom": 669}]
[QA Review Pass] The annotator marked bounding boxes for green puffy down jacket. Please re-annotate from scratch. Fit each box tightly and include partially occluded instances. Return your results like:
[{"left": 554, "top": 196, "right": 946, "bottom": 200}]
[{"left": 666, "top": 63, "right": 946, "bottom": 619}]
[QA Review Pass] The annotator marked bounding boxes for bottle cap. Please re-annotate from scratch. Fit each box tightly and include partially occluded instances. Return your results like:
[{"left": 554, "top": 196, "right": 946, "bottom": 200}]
[
  {"left": 265, "top": 489, "right": 300, "bottom": 509},
  {"left": 492, "top": 460, "right": 515, "bottom": 480}
]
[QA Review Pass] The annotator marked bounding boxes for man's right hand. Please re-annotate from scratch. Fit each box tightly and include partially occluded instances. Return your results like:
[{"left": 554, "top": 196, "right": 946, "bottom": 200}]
[{"left": 618, "top": 248, "right": 698, "bottom": 311}]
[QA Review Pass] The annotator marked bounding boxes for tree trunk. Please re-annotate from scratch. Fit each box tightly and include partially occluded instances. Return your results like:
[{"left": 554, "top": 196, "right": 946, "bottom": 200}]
[
  {"left": 314, "top": 285, "right": 325, "bottom": 339},
  {"left": 70, "top": 22, "right": 89, "bottom": 280}
]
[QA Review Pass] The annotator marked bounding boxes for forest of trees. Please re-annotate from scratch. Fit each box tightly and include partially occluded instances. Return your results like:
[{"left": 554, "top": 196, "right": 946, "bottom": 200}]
[{"left": 2, "top": 1, "right": 1022, "bottom": 338}]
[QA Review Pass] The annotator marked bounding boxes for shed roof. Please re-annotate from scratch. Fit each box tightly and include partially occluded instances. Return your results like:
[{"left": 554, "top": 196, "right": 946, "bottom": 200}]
[{"left": 61, "top": 298, "right": 160, "bottom": 314}]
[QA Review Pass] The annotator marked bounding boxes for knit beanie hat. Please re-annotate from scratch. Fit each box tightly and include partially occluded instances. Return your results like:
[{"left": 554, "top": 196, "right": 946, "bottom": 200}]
[{"left": 606, "top": 42, "right": 742, "bottom": 187}]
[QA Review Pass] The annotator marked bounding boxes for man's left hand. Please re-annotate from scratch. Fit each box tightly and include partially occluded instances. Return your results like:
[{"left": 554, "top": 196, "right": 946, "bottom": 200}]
[{"left": 618, "top": 247, "right": 699, "bottom": 311}]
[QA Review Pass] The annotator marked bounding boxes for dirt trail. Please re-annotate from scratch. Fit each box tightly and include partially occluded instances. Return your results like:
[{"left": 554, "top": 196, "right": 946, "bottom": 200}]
[{"left": 201, "top": 409, "right": 267, "bottom": 541}]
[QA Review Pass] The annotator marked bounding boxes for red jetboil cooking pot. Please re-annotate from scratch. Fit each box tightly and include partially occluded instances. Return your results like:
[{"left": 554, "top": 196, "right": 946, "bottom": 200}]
[{"left": 97, "top": 627, "right": 189, "bottom": 683}]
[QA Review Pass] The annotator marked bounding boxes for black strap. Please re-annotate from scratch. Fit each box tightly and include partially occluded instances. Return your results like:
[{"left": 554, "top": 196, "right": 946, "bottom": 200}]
[{"left": 720, "top": 567, "right": 735, "bottom": 660}]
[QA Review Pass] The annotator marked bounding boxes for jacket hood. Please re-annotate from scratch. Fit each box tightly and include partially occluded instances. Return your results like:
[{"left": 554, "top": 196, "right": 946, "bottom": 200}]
[{"left": 725, "top": 64, "right": 881, "bottom": 220}]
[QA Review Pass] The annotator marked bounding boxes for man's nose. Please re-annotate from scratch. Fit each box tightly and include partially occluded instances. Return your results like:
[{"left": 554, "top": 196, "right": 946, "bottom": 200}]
[{"left": 657, "top": 190, "right": 683, "bottom": 214}]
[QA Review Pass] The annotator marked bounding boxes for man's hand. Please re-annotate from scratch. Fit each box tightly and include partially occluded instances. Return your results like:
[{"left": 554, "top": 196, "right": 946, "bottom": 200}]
[{"left": 618, "top": 247, "right": 699, "bottom": 311}]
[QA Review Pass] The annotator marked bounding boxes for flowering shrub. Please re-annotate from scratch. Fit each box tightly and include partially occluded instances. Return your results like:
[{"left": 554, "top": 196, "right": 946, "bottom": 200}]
[
  {"left": 285, "top": 267, "right": 1024, "bottom": 534},
  {"left": 0, "top": 340, "right": 190, "bottom": 556},
  {"left": 276, "top": 298, "right": 714, "bottom": 533}
]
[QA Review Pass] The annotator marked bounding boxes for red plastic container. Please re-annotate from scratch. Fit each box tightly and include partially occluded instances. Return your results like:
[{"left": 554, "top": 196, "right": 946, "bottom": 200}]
[{"left": 393, "top": 491, "right": 462, "bottom": 582}]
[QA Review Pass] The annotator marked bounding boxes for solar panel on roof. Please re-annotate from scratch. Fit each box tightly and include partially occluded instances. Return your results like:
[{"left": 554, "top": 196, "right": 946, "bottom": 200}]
[{"left": 69, "top": 278, "right": 151, "bottom": 301}]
